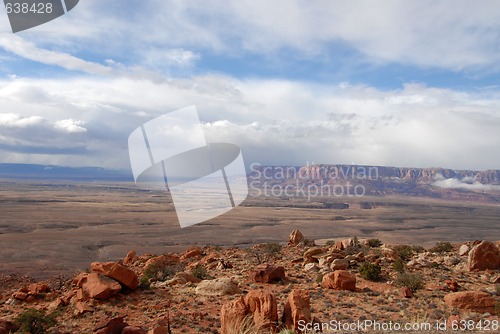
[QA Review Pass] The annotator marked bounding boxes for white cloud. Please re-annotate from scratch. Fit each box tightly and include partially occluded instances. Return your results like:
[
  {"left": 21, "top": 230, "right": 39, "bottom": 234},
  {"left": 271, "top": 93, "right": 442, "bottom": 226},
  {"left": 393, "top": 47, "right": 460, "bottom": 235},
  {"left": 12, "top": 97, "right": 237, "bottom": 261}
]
[
  {"left": 4, "top": 0, "right": 498, "bottom": 72},
  {"left": 433, "top": 175, "right": 500, "bottom": 192},
  {"left": 1, "top": 76, "right": 499, "bottom": 170},
  {"left": 0, "top": 35, "right": 113, "bottom": 75},
  {"left": 54, "top": 119, "right": 87, "bottom": 133}
]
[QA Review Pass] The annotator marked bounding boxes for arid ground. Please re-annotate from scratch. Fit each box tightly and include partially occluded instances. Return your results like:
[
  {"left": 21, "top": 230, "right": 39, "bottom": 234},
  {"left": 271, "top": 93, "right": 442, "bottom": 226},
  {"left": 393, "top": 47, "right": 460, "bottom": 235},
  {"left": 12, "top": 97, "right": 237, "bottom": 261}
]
[{"left": 1, "top": 179, "right": 499, "bottom": 280}]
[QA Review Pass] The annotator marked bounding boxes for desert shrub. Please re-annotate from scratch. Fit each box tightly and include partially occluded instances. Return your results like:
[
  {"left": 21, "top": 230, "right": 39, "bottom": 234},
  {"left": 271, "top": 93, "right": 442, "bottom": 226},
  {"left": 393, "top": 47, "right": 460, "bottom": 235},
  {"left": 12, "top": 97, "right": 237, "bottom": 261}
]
[
  {"left": 429, "top": 261, "right": 440, "bottom": 269},
  {"left": 263, "top": 242, "right": 283, "bottom": 255},
  {"left": 191, "top": 265, "right": 209, "bottom": 280},
  {"left": 367, "top": 239, "right": 382, "bottom": 248},
  {"left": 396, "top": 272, "right": 424, "bottom": 292},
  {"left": 325, "top": 240, "right": 336, "bottom": 246},
  {"left": 316, "top": 273, "right": 324, "bottom": 284},
  {"left": 142, "top": 262, "right": 184, "bottom": 283},
  {"left": 412, "top": 245, "right": 425, "bottom": 253},
  {"left": 393, "top": 245, "right": 413, "bottom": 260},
  {"left": 429, "top": 242, "right": 453, "bottom": 253},
  {"left": 359, "top": 262, "right": 382, "bottom": 281},
  {"left": 139, "top": 275, "right": 150, "bottom": 289},
  {"left": 495, "top": 284, "right": 500, "bottom": 295},
  {"left": 222, "top": 315, "right": 258, "bottom": 334},
  {"left": 250, "top": 242, "right": 283, "bottom": 263},
  {"left": 15, "top": 308, "right": 57, "bottom": 334},
  {"left": 392, "top": 258, "right": 406, "bottom": 273}
]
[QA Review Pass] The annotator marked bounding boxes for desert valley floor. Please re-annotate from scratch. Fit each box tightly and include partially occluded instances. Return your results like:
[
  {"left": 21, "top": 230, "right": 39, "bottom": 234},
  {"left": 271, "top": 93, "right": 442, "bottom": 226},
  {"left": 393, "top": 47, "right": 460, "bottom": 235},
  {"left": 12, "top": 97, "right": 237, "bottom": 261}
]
[{"left": 1, "top": 179, "right": 499, "bottom": 279}]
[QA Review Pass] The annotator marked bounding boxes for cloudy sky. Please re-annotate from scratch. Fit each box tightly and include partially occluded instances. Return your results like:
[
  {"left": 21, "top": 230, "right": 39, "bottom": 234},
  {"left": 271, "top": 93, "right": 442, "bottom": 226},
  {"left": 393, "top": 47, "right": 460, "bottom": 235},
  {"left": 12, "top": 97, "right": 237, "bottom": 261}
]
[{"left": 0, "top": 0, "right": 499, "bottom": 172}]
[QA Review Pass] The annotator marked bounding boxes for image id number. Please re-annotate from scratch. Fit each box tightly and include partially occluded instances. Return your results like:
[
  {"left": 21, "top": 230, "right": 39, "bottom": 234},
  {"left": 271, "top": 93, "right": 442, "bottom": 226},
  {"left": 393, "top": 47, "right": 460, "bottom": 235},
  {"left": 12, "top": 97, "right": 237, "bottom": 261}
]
[{"left": 5, "top": 2, "right": 53, "bottom": 14}]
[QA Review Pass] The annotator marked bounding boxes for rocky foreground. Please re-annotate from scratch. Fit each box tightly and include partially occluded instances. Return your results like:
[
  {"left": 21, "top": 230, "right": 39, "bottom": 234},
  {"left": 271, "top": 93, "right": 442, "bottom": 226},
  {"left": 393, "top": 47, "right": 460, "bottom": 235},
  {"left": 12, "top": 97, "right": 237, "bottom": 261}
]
[{"left": 1, "top": 231, "right": 499, "bottom": 333}]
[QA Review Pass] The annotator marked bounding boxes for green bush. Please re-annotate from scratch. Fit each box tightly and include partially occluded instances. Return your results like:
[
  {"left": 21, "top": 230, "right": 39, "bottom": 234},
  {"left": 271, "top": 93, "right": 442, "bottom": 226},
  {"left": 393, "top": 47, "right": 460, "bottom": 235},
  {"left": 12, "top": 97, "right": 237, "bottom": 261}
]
[
  {"left": 325, "top": 240, "right": 336, "bottom": 246},
  {"left": 316, "top": 273, "right": 324, "bottom": 284},
  {"left": 142, "top": 262, "right": 184, "bottom": 282},
  {"left": 359, "top": 262, "right": 382, "bottom": 281},
  {"left": 396, "top": 272, "right": 424, "bottom": 292},
  {"left": 15, "top": 308, "right": 57, "bottom": 334},
  {"left": 263, "top": 242, "right": 283, "bottom": 255},
  {"left": 429, "top": 242, "right": 453, "bottom": 253},
  {"left": 191, "top": 265, "right": 209, "bottom": 280},
  {"left": 392, "top": 258, "right": 406, "bottom": 273},
  {"left": 367, "top": 239, "right": 382, "bottom": 248},
  {"left": 392, "top": 244, "right": 423, "bottom": 260}
]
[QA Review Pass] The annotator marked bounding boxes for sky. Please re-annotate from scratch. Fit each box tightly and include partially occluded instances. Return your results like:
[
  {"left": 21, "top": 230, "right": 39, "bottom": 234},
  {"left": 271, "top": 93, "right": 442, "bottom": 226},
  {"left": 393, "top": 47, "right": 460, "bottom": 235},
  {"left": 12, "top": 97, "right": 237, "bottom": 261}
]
[{"left": 0, "top": 0, "right": 500, "bottom": 172}]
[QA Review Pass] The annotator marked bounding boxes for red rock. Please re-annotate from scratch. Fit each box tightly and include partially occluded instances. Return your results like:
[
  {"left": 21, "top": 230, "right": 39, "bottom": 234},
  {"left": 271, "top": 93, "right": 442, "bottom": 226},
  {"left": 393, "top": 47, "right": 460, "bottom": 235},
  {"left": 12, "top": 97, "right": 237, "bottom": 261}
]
[
  {"left": 0, "top": 319, "right": 18, "bottom": 334},
  {"left": 468, "top": 241, "right": 500, "bottom": 271},
  {"left": 245, "top": 290, "right": 278, "bottom": 333},
  {"left": 122, "top": 326, "right": 147, "bottom": 334},
  {"left": 444, "top": 291, "right": 497, "bottom": 313},
  {"left": 400, "top": 287, "right": 413, "bottom": 298},
  {"left": 93, "top": 315, "right": 128, "bottom": 334},
  {"left": 322, "top": 270, "right": 356, "bottom": 291},
  {"left": 48, "top": 297, "right": 65, "bottom": 311},
  {"left": 75, "top": 301, "right": 93, "bottom": 315},
  {"left": 91, "top": 262, "right": 139, "bottom": 290},
  {"left": 73, "top": 272, "right": 89, "bottom": 287},
  {"left": 492, "top": 275, "right": 500, "bottom": 284},
  {"left": 444, "top": 279, "right": 460, "bottom": 292},
  {"left": 220, "top": 296, "right": 248, "bottom": 334},
  {"left": 165, "top": 272, "right": 202, "bottom": 286},
  {"left": 13, "top": 291, "right": 28, "bottom": 300},
  {"left": 282, "top": 289, "right": 311, "bottom": 331},
  {"left": 200, "top": 252, "right": 219, "bottom": 265},
  {"left": 335, "top": 241, "right": 345, "bottom": 251},
  {"left": 82, "top": 273, "right": 121, "bottom": 300},
  {"left": 124, "top": 250, "right": 137, "bottom": 265},
  {"left": 181, "top": 247, "right": 202, "bottom": 260},
  {"left": 288, "top": 230, "right": 304, "bottom": 246},
  {"left": 25, "top": 295, "right": 36, "bottom": 302},
  {"left": 28, "top": 283, "right": 50, "bottom": 295},
  {"left": 76, "top": 288, "right": 87, "bottom": 301},
  {"left": 147, "top": 326, "right": 169, "bottom": 334},
  {"left": 249, "top": 264, "right": 286, "bottom": 283},
  {"left": 330, "top": 258, "right": 349, "bottom": 270}
]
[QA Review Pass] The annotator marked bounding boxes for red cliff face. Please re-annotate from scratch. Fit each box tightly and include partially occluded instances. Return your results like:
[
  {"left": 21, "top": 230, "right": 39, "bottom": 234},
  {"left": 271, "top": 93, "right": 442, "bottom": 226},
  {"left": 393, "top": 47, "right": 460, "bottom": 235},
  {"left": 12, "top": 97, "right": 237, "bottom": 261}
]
[{"left": 248, "top": 164, "right": 500, "bottom": 201}]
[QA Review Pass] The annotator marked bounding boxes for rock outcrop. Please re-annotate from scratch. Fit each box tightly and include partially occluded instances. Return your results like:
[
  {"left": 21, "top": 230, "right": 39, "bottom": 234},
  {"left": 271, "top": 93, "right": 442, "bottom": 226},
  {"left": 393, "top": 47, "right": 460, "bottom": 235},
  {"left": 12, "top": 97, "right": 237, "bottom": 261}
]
[
  {"left": 444, "top": 291, "right": 497, "bottom": 313},
  {"left": 282, "top": 289, "right": 311, "bottom": 332},
  {"left": 91, "top": 262, "right": 139, "bottom": 290},
  {"left": 288, "top": 230, "right": 304, "bottom": 246},
  {"left": 249, "top": 264, "right": 286, "bottom": 283},
  {"left": 220, "top": 290, "right": 278, "bottom": 334},
  {"left": 467, "top": 241, "right": 500, "bottom": 271},
  {"left": 322, "top": 270, "right": 356, "bottom": 291}
]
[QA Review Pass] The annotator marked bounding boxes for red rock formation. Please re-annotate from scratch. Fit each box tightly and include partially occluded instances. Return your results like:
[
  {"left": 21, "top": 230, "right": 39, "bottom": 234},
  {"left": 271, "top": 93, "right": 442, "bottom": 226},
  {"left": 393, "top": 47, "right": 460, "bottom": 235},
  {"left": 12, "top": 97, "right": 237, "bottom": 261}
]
[
  {"left": 91, "top": 262, "right": 139, "bottom": 290},
  {"left": 322, "top": 270, "right": 356, "bottom": 291},
  {"left": 288, "top": 230, "right": 304, "bottom": 246},
  {"left": 444, "top": 291, "right": 497, "bottom": 313},
  {"left": 282, "top": 289, "right": 311, "bottom": 332},
  {"left": 467, "top": 241, "right": 500, "bottom": 271},
  {"left": 80, "top": 273, "right": 122, "bottom": 300},
  {"left": 249, "top": 264, "right": 286, "bottom": 283}
]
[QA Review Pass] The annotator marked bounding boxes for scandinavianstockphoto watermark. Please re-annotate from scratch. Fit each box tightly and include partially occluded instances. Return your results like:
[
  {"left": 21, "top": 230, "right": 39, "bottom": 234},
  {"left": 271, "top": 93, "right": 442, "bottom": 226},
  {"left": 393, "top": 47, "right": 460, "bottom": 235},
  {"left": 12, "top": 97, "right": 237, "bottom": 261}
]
[{"left": 248, "top": 162, "right": 379, "bottom": 200}]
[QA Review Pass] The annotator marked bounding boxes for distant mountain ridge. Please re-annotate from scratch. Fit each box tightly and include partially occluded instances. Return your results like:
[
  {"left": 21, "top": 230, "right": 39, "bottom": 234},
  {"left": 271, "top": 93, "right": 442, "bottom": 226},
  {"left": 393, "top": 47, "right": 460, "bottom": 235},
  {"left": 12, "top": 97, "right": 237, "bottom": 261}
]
[
  {"left": 2, "top": 163, "right": 500, "bottom": 202},
  {"left": 0, "top": 163, "right": 131, "bottom": 181},
  {"left": 248, "top": 164, "right": 500, "bottom": 202}
]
